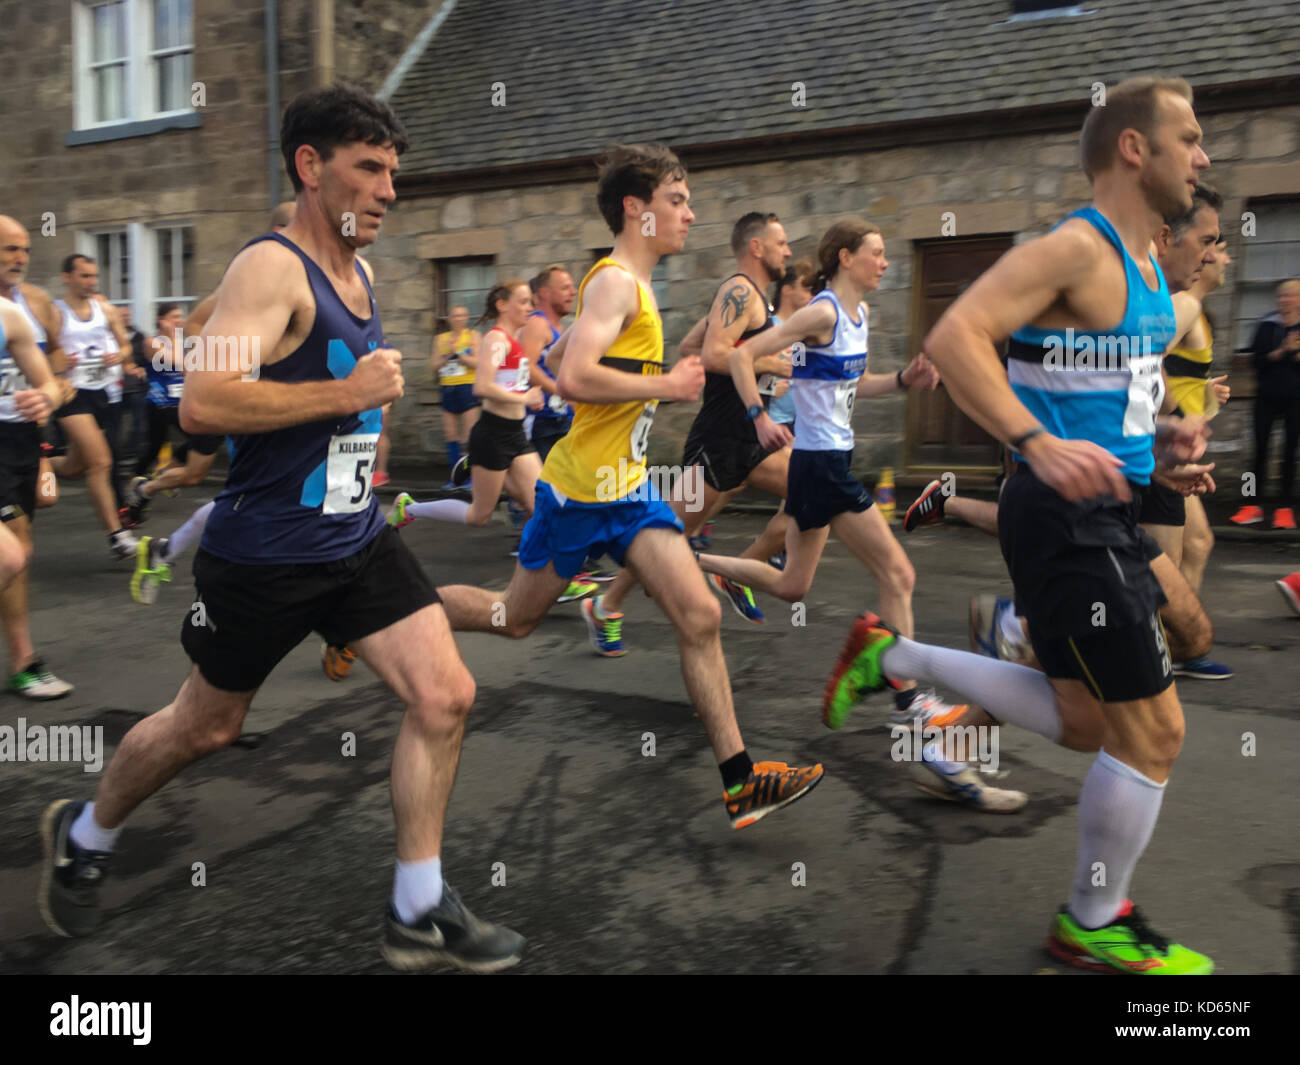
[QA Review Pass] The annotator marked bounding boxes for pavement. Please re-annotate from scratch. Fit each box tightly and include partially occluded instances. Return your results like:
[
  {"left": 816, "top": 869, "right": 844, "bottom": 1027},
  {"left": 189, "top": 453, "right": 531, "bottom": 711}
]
[{"left": 1, "top": 480, "right": 1297, "bottom": 974}]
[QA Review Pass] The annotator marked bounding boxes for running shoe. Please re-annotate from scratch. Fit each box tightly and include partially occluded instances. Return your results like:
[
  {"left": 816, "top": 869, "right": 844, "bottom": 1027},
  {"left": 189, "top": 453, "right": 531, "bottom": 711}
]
[
  {"left": 1229, "top": 504, "right": 1263, "bottom": 526},
  {"left": 688, "top": 520, "right": 715, "bottom": 552},
  {"left": 322, "top": 642, "right": 356, "bottom": 681},
  {"left": 581, "top": 596, "right": 626, "bottom": 656},
  {"left": 108, "top": 529, "right": 139, "bottom": 560},
  {"left": 130, "top": 536, "right": 171, "bottom": 605},
  {"left": 40, "top": 799, "right": 111, "bottom": 937},
  {"left": 556, "top": 578, "right": 598, "bottom": 604},
  {"left": 1046, "top": 900, "right": 1213, "bottom": 975},
  {"left": 889, "top": 687, "right": 969, "bottom": 730},
  {"left": 1172, "top": 656, "right": 1233, "bottom": 680},
  {"left": 712, "top": 574, "right": 764, "bottom": 623},
  {"left": 822, "top": 611, "right": 902, "bottom": 729},
  {"left": 387, "top": 492, "right": 414, "bottom": 530},
  {"left": 914, "top": 763, "right": 1027, "bottom": 813},
  {"left": 125, "top": 475, "right": 152, "bottom": 526},
  {"left": 1273, "top": 506, "right": 1297, "bottom": 530},
  {"left": 382, "top": 883, "right": 525, "bottom": 973},
  {"left": 904, "top": 478, "right": 946, "bottom": 532},
  {"left": 116, "top": 506, "right": 139, "bottom": 530},
  {"left": 1277, "top": 572, "right": 1300, "bottom": 616},
  {"left": 372, "top": 470, "right": 391, "bottom": 488},
  {"left": 579, "top": 566, "right": 616, "bottom": 583},
  {"left": 725, "top": 760, "right": 825, "bottom": 829},
  {"left": 768, "top": 550, "right": 787, "bottom": 571},
  {"left": 969, "top": 594, "right": 1029, "bottom": 661},
  {"left": 451, "top": 455, "right": 471, "bottom": 487},
  {"left": 9, "top": 658, "right": 73, "bottom": 699}
]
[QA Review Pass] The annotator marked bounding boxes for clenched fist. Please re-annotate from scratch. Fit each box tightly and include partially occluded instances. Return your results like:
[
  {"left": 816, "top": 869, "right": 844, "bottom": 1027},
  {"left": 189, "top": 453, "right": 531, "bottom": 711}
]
[
  {"left": 665, "top": 354, "right": 705, "bottom": 402},
  {"left": 348, "top": 347, "right": 404, "bottom": 411}
]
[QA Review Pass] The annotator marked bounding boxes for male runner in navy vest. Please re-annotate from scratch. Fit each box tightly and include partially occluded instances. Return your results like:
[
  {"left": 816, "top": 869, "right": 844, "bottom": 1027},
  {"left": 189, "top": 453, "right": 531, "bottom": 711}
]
[
  {"left": 39, "top": 84, "right": 524, "bottom": 973},
  {"left": 824, "top": 77, "right": 1216, "bottom": 974}
]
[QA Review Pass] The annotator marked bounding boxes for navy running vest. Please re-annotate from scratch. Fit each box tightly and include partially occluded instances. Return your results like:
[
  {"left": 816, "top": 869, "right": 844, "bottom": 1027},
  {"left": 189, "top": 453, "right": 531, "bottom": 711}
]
[
  {"left": 201, "top": 234, "right": 385, "bottom": 563},
  {"left": 529, "top": 310, "right": 571, "bottom": 420}
]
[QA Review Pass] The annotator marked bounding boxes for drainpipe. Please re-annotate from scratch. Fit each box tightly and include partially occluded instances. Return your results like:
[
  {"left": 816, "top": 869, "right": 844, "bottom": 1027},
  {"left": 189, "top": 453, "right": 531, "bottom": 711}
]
[{"left": 265, "top": 0, "right": 281, "bottom": 209}]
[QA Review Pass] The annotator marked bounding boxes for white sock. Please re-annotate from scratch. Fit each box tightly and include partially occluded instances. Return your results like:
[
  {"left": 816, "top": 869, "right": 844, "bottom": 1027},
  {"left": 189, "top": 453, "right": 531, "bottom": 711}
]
[
  {"left": 1068, "top": 750, "right": 1166, "bottom": 929},
  {"left": 69, "top": 802, "right": 122, "bottom": 853},
  {"left": 392, "top": 855, "right": 444, "bottom": 924},
  {"left": 164, "top": 500, "right": 215, "bottom": 563},
  {"left": 882, "top": 636, "right": 1062, "bottom": 742},
  {"left": 407, "top": 500, "right": 470, "bottom": 523}
]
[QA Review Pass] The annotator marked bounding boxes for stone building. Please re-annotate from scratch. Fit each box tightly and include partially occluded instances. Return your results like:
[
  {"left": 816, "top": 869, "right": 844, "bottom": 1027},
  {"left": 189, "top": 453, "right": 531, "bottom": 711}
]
[
  {"left": 374, "top": 0, "right": 1300, "bottom": 494},
  {"left": 3, "top": 0, "right": 1299, "bottom": 495}
]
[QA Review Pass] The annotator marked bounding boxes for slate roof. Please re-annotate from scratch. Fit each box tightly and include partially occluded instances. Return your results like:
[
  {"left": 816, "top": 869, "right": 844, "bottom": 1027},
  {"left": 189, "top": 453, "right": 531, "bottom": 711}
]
[{"left": 387, "top": 0, "right": 1300, "bottom": 176}]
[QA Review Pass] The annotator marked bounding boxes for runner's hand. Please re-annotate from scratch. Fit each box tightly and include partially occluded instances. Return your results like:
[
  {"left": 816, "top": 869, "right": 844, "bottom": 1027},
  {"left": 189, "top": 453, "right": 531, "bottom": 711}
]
[
  {"left": 1154, "top": 414, "right": 1210, "bottom": 467},
  {"left": 522, "top": 386, "right": 544, "bottom": 410},
  {"left": 14, "top": 388, "right": 52, "bottom": 422},
  {"left": 347, "top": 347, "right": 403, "bottom": 410},
  {"left": 756, "top": 412, "right": 792, "bottom": 451},
  {"left": 1152, "top": 463, "right": 1216, "bottom": 497},
  {"left": 1021, "top": 433, "right": 1131, "bottom": 502},
  {"left": 665, "top": 355, "right": 705, "bottom": 402}
]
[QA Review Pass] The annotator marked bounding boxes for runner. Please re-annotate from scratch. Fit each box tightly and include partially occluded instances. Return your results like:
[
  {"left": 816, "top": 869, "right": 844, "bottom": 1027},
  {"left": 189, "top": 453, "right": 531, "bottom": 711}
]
[
  {"left": 0, "top": 295, "right": 74, "bottom": 697},
  {"left": 825, "top": 76, "right": 1215, "bottom": 974},
  {"left": 51, "top": 254, "right": 138, "bottom": 557},
  {"left": 41, "top": 83, "right": 523, "bottom": 972},
  {"left": 436, "top": 143, "right": 824, "bottom": 827},
  {"left": 432, "top": 305, "right": 479, "bottom": 489},
  {"left": 521, "top": 264, "right": 576, "bottom": 462},
  {"left": 583, "top": 211, "right": 797, "bottom": 652},
  {"left": 696, "top": 219, "right": 977, "bottom": 736}
]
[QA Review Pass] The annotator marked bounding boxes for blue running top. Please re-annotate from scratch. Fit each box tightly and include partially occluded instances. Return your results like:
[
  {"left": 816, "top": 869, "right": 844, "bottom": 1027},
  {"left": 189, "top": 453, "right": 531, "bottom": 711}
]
[
  {"left": 1006, "top": 207, "right": 1177, "bottom": 484},
  {"left": 528, "top": 309, "right": 572, "bottom": 420},
  {"left": 201, "top": 233, "right": 385, "bottom": 563}
]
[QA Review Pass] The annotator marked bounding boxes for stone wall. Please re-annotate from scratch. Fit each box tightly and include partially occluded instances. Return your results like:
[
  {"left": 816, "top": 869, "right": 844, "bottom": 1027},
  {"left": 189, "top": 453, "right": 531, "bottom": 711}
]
[{"left": 370, "top": 105, "right": 1300, "bottom": 489}]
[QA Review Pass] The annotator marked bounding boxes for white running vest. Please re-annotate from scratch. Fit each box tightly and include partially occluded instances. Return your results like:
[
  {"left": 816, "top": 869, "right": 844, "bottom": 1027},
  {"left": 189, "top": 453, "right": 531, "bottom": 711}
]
[
  {"left": 56, "top": 298, "right": 122, "bottom": 399},
  {"left": 791, "top": 289, "right": 869, "bottom": 452},
  {"left": 10, "top": 286, "right": 47, "bottom": 350},
  {"left": 0, "top": 307, "right": 32, "bottom": 424}
]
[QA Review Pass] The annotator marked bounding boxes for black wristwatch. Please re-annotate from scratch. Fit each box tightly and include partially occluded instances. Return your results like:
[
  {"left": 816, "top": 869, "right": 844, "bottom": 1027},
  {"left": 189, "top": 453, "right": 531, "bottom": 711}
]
[{"left": 745, "top": 403, "right": 764, "bottom": 421}]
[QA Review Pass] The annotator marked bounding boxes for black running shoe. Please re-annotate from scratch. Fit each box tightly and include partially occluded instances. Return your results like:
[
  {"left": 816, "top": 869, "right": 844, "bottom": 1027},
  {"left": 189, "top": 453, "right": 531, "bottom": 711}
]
[
  {"left": 903, "top": 478, "right": 946, "bottom": 532},
  {"left": 451, "top": 455, "right": 471, "bottom": 487},
  {"left": 40, "top": 799, "right": 112, "bottom": 937},
  {"left": 382, "top": 883, "right": 525, "bottom": 973}
]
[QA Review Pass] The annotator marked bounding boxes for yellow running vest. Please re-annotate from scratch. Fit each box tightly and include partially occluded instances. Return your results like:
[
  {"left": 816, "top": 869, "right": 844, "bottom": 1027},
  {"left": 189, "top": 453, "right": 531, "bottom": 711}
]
[
  {"left": 1164, "top": 314, "right": 1212, "bottom": 416},
  {"left": 436, "top": 329, "right": 476, "bottom": 386},
  {"left": 541, "top": 258, "right": 663, "bottom": 502}
]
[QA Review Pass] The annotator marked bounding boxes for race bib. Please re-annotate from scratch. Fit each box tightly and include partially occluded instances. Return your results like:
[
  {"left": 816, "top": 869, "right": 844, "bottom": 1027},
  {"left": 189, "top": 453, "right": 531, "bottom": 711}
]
[
  {"left": 0, "top": 360, "right": 28, "bottom": 397},
  {"left": 1122, "top": 355, "right": 1164, "bottom": 438},
  {"left": 630, "top": 401, "right": 657, "bottom": 464},
  {"left": 547, "top": 391, "right": 568, "bottom": 414},
  {"left": 324, "top": 432, "right": 380, "bottom": 514},
  {"left": 756, "top": 372, "right": 778, "bottom": 396},
  {"left": 832, "top": 380, "right": 856, "bottom": 427},
  {"left": 167, "top": 382, "right": 184, "bottom": 399},
  {"left": 439, "top": 357, "right": 463, "bottom": 379}
]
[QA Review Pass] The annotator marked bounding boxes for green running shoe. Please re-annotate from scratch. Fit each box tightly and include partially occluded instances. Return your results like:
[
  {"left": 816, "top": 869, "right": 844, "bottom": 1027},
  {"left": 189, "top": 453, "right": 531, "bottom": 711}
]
[
  {"left": 556, "top": 578, "right": 598, "bottom": 604},
  {"left": 1047, "top": 900, "right": 1213, "bottom": 974},
  {"left": 822, "top": 611, "right": 901, "bottom": 729},
  {"left": 388, "top": 492, "right": 414, "bottom": 530},
  {"left": 130, "top": 536, "right": 172, "bottom": 606}
]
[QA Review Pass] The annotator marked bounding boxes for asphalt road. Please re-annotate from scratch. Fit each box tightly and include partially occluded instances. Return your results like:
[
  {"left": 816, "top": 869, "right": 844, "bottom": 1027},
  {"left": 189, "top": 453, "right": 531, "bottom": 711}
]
[{"left": 1, "top": 480, "right": 1297, "bottom": 975}]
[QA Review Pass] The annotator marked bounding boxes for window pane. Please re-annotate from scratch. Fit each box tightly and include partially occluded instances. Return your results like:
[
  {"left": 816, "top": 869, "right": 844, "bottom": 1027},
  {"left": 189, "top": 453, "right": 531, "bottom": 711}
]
[
  {"left": 444, "top": 260, "right": 497, "bottom": 321},
  {"left": 178, "top": 0, "right": 192, "bottom": 45},
  {"left": 94, "top": 2, "right": 126, "bottom": 62},
  {"left": 158, "top": 229, "right": 173, "bottom": 295},
  {"left": 94, "top": 65, "right": 126, "bottom": 122},
  {"left": 180, "top": 226, "right": 194, "bottom": 296},
  {"left": 157, "top": 54, "right": 179, "bottom": 111},
  {"left": 155, "top": 0, "right": 174, "bottom": 50}
]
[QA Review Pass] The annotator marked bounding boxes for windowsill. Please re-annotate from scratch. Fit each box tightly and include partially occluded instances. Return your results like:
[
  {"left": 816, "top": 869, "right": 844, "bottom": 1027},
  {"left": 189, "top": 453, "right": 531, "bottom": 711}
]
[{"left": 66, "top": 111, "right": 201, "bottom": 146}]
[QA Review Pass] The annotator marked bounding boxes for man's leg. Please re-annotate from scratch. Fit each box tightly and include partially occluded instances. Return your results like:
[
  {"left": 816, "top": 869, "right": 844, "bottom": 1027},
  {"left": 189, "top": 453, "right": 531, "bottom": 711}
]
[
  {"left": 740, "top": 451, "right": 792, "bottom": 561},
  {"left": 438, "top": 560, "right": 569, "bottom": 637},
  {"left": 1281, "top": 397, "right": 1300, "bottom": 512},
  {"left": 1179, "top": 495, "right": 1214, "bottom": 595},
  {"left": 1140, "top": 522, "right": 1183, "bottom": 570},
  {"left": 142, "top": 449, "right": 216, "bottom": 497},
  {"left": 52, "top": 414, "right": 120, "bottom": 534},
  {"left": 946, "top": 496, "right": 1000, "bottom": 536},
  {"left": 1150, "top": 551, "right": 1212, "bottom": 664},
  {"left": 98, "top": 398, "right": 127, "bottom": 509}
]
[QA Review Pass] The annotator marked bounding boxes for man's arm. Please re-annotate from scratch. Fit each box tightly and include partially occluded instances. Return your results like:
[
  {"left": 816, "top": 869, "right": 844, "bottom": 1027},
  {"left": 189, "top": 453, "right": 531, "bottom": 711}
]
[
  {"left": 700, "top": 278, "right": 786, "bottom": 376},
  {"left": 96, "top": 296, "right": 130, "bottom": 366},
  {"left": 678, "top": 314, "right": 707, "bottom": 358},
  {"left": 180, "top": 241, "right": 400, "bottom": 436},
  {"left": 2, "top": 305, "right": 63, "bottom": 420},
  {"left": 24, "top": 286, "right": 69, "bottom": 375},
  {"left": 924, "top": 223, "right": 1130, "bottom": 501},
  {"left": 556, "top": 267, "right": 700, "bottom": 405},
  {"left": 184, "top": 291, "right": 219, "bottom": 338},
  {"left": 519, "top": 316, "right": 561, "bottom": 395}
]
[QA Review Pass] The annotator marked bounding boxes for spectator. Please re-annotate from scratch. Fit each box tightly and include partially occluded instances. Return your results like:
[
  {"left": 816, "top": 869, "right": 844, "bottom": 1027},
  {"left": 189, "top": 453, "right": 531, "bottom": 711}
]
[
  {"left": 1233, "top": 279, "right": 1300, "bottom": 529},
  {"left": 118, "top": 305, "right": 150, "bottom": 465}
]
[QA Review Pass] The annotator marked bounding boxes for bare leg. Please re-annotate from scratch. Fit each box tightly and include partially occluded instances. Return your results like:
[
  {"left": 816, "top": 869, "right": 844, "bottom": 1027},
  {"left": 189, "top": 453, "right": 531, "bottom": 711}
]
[
  {"left": 623, "top": 525, "right": 741, "bottom": 761},
  {"left": 464, "top": 466, "right": 508, "bottom": 526},
  {"left": 143, "top": 451, "right": 216, "bottom": 497},
  {"left": 502, "top": 451, "right": 542, "bottom": 517},
  {"left": 1140, "top": 522, "right": 1184, "bottom": 571},
  {"left": 698, "top": 519, "right": 829, "bottom": 601},
  {"left": 438, "top": 560, "right": 569, "bottom": 637},
  {"left": 1179, "top": 495, "right": 1213, "bottom": 596},
  {"left": 1151, "top": 552, "right": 1212, "bottom": 663},
  {"left": 0, "top": 516, "right": 35, "bottom": 672},
  {"left": 51, "top": 414, "right": 121, "bottom": 534},
  {"left": 946, "top": 495, "right": 1000, "bottom": 536}
]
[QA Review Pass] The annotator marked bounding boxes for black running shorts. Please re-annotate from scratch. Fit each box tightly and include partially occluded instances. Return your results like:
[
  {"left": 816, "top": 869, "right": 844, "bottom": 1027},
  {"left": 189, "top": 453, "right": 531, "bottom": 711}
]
[
  {"left": 181, "top": 525, "right": 440, "bottom": 692},
  {"left": 999, "top": 465, "right": 1171, "bottom": 700},
  {"left": 785, "top": 449, "right": 873, "bottom": 531},
  {"left": 1137, "top": 478, "right": 1187, "bottom": 528},
  {"left": 468, "top": 410, "right": 534, "bottom": 472},
  {"left": 682, "top": 420, "right": 770, "bottom": 493},
  {"left": 57, "top": 387, "right": 113, "bottom": 422},
  {"left": 0, "top": 422, "right": 40, "bottom": 523}
]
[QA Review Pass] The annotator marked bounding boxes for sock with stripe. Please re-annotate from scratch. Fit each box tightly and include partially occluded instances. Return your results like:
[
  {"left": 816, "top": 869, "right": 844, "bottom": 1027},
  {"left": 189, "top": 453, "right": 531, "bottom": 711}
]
[
  {"left": 407, "top": 500, "right": 470, "bottom": 523},
  {"left": 164, "top": 500, "right": 214, "bottom": 564}
]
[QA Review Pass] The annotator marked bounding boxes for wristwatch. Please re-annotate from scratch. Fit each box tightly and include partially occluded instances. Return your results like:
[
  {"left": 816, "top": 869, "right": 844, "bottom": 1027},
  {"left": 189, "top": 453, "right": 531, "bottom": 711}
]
[{"left": 745, "top": 403, "right": 764, "bottom": 421}]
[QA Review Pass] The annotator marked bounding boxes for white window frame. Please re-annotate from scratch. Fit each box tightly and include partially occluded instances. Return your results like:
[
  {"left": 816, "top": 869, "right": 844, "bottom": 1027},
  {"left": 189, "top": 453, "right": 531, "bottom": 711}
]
[
  {"left": 438, "top": 258, "right": 498, "bottom": 325},
  {"left": 149, "top": 222, "right": 196, "bottom": 319},
  {"left": 77, "top": 221, "right": 194, "bottom": 328},
  {"left": 73, "top": 0, "right": 195, "bottom": 132}
]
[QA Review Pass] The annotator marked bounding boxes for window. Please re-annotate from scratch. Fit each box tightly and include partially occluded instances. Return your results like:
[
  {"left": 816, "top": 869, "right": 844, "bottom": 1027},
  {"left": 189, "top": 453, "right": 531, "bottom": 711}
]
[
  {"left": 74, "top": 0, "right": 194, "bottom": 130},
  {"left": 78, "top": 222, "right": 194, "bottom": 329},
  {"left": 1235, "top": 200, "right": 1300, "bottom": 350},
  {"left": 436, "top": 257, "right": 496, "bottom": 325}
]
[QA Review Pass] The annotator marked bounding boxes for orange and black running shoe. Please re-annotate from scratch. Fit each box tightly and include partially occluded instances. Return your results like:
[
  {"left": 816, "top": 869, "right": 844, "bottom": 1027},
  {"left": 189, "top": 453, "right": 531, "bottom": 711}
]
[{"left": 725, "top": 760, "right": 824, "bottom": 829}]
